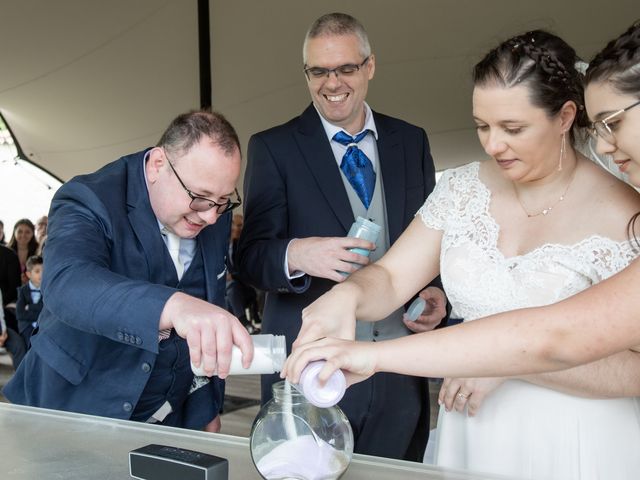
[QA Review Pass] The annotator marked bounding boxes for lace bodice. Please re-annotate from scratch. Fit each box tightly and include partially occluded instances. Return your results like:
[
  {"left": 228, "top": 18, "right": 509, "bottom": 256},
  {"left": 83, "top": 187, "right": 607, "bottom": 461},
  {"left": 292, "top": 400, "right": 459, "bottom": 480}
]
[{"left": 418, "top": 162, "right": 638, "bottom": 320}]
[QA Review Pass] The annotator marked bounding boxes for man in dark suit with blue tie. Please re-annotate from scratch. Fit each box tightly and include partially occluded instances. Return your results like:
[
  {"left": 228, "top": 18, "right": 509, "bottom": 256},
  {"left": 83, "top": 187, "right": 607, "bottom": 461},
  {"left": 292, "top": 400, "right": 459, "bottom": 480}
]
[
  {"left": 237, "top": 13, "right": 447, "bottom": 460},
  {"left": 4, "top": 111, "right": 253, "bottom": 431}
]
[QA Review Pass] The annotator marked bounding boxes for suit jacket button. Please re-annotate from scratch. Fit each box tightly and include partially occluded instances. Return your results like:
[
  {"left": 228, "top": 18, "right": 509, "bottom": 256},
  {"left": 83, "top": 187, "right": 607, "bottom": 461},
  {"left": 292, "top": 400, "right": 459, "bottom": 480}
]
[
  {"left": 141, "top": 362, "right": 151, "bottom": 373},
  {"left": 373, "top": 330, "right": 379, "bottom": 337},
  {"left": 123, "top": 402, "right": 133, "bottom": 412}
]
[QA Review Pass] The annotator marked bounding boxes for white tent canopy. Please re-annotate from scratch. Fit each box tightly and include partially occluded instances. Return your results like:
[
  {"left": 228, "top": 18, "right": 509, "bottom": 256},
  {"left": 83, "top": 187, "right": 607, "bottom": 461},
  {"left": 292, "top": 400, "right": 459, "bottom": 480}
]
[{"left": 0, "top": 1, "right": 637, "bottom": 184}]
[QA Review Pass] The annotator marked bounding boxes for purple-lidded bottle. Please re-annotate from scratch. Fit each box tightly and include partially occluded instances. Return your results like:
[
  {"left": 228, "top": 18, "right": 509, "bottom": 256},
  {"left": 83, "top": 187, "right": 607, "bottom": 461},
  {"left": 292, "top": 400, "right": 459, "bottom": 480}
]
[{"left": 295, "top": 360, "right": 346, "bottom": 408}]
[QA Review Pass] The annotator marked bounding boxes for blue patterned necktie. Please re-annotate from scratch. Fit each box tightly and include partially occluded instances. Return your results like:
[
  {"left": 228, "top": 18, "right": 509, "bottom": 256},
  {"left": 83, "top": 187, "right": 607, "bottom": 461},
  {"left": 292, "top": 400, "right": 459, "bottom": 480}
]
[{"left": 333, "top": 130, "right": 376, "bottom": 209}]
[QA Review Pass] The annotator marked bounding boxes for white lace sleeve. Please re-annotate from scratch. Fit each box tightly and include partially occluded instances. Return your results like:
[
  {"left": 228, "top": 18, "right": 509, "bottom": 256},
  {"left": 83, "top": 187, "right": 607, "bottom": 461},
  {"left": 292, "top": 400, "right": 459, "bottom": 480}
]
[
  {"left": 416, "top": 168, "right": 455, "bottom": 231},
  {"left": 585, "top": 240, "right": 639, "bottom": 280},
  {"left": 416, "top": 163, "right": 481, "bottom": 231}
]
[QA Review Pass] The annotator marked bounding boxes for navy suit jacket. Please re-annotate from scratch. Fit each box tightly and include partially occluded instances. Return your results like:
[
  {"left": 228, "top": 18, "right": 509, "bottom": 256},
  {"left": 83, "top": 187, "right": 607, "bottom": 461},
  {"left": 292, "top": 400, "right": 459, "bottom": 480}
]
[
  {"left": 4, "top": 150, "right": 229, "bottom": 423},
  {"left": 237, "top": 104, "right": 439, "bottom": 348}
]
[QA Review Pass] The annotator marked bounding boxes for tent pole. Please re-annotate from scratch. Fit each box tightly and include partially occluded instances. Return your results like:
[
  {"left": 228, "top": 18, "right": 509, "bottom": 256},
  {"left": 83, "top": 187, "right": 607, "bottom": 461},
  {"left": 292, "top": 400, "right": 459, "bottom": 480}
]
[{"left": 198, "top": 0, "right": 212, "bottom": 109}]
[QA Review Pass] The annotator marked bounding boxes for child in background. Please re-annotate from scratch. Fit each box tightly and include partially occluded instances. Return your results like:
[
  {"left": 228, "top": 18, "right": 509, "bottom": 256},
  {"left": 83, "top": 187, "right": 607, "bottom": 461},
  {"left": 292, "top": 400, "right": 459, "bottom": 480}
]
[{"left": 16, "top": 255, "right": 43, "bottom": 347}]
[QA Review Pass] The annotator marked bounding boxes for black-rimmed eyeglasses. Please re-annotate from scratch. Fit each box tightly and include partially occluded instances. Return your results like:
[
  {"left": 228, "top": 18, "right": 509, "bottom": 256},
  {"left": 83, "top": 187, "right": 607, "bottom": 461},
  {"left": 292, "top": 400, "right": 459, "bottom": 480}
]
[
  {"left": 304, "top": 57, "right": 370, "bottom": 81},
  {"left": 588, "top": 99, "right": 640, "bottom": 144},
  {"left": 164, "top": 150, "right": 241, "bottom": 214}
]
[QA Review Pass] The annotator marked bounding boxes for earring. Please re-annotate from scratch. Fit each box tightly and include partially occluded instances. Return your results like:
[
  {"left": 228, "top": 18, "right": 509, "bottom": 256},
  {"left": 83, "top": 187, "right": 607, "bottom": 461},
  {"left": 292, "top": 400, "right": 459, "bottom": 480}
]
[{"left": 558, "top": 132, "right": 566, "bottom": 172}]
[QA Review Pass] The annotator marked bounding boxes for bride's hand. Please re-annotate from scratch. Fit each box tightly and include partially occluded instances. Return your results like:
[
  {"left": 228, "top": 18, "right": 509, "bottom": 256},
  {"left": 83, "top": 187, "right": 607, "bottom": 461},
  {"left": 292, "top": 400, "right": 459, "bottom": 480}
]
[
  {"left": 282, "top": 337, "right": 377, "bottom": 387},
  {"left": 439, "top": 377, "right": 506, "bottom": 416},
  {"left": 293, "top": 288, "right": 358, "bottom": 348}
]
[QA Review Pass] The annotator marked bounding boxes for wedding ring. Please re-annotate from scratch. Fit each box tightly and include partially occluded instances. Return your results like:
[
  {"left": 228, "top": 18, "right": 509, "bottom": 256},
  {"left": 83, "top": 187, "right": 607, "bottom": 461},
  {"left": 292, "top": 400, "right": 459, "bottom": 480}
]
[{"left": 457, "top": 392, "right": 469, "bottom": 400}]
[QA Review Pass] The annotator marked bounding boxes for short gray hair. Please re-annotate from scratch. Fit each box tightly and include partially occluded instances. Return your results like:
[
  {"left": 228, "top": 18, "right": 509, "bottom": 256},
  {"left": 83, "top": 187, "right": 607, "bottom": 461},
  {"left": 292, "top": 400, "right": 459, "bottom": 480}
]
[{"left": 303, "top": 13, "right": 371, "bottom": 64}]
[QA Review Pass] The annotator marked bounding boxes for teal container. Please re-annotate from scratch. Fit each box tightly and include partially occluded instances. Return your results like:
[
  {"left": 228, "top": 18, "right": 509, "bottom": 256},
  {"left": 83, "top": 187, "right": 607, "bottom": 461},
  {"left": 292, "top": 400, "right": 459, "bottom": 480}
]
[{"left": 340, "top": 216, "right": 381, "bottom": 276}]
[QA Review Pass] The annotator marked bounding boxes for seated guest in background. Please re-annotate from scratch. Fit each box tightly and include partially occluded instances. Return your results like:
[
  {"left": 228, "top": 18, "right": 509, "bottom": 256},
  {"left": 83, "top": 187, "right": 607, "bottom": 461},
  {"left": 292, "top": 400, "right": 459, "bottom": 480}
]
[
  {"left": 0, "top": 290, "right": 27, "bottom": 369},
  {"left": 8, "top": 218, "right": 39, "bottom": 284},
  {"left": 0, "top": 219, "right": 6, "bottom": 245},
  {"left": 16, "top": 255, "right": 44, "bottom": 347},
  {"left": 35, "top": 215, "right": 48, "bottom": 254},
  {"left": 0, "top": 243, "right": 21, "bottom": 332},
  {"left": 3, "top": 110, "right": 253, "bottom": 432},
  {"left": 286, "top": 29, "right": 640, "bottom": 480}
]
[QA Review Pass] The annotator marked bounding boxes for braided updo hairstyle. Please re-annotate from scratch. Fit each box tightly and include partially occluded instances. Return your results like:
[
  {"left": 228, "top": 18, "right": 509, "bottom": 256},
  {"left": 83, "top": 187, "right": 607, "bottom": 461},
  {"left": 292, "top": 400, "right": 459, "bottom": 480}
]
[
  {"left": 585, "top": 21, "right": 640, "bottom": 97},
  {"left": 473, "top": 30, "right": 588, "bottom": 144}
]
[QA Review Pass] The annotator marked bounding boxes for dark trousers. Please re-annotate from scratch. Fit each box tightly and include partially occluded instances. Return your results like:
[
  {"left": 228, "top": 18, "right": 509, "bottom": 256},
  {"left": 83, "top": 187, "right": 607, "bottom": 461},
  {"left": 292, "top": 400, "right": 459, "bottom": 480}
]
[
  {"left": 261, "top": 371, "right": 429, "bottom": 461},
  {"left": 3, "top": 327, "right": 27, "bottom": 370},
  {"left": 19, "top": 324, "right": 35, "bottom": 350},
  {"left": 3, "top": 308, "right": 18, "bottom": 333}
]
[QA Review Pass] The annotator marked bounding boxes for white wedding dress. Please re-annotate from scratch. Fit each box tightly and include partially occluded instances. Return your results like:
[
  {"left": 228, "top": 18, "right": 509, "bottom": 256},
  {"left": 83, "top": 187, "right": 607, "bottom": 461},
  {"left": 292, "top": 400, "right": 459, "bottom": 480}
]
[{"left": 420, "top": 162, "right": 640, "bottom": 480}]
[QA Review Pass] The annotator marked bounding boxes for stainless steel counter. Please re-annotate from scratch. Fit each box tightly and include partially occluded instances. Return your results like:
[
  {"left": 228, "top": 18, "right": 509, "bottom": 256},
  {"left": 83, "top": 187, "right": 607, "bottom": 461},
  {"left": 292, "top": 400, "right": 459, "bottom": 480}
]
[{"left": 0, "top": 403, "right": 515, "bottom": 479}]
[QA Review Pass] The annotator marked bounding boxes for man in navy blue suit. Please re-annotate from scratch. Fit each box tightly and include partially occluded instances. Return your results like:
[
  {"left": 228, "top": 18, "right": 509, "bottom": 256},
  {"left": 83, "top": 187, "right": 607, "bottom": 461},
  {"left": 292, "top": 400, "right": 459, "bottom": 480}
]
[
  {"left": 4, "top": 110, "right": 253, "bottom": 432},
  {"left": 237, "top": 13, "right": 447, "bottom": 460}
]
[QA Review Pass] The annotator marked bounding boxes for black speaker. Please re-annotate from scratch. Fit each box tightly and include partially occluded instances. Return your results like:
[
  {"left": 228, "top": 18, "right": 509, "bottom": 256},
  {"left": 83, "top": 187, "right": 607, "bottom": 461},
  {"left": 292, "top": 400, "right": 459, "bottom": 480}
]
[{"left": 129, "top": 444, "right": 228, "bottom": 480}]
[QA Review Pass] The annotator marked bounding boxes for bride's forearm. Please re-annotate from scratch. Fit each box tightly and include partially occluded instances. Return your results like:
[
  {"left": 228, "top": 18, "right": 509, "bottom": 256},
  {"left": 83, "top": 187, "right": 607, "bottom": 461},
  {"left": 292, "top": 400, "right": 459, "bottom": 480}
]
[
  {"left": 347, "top": 219, "right": 442, "bottom": 323},
  {"left": 341, "top": 263, "right": 407, "bottom": 321}
]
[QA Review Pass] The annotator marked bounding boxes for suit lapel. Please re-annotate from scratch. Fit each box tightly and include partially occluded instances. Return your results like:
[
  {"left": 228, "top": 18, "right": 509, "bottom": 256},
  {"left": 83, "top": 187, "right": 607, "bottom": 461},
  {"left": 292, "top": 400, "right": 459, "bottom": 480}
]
[
  {"left": 295, "top": 104, "right": 354, "bottom": 233},
  {"left": 125, "top": 150, "right": 168, "bottom": 283},
  {"left": 375, "top": 112, "right": 406, "bottom": 243}
]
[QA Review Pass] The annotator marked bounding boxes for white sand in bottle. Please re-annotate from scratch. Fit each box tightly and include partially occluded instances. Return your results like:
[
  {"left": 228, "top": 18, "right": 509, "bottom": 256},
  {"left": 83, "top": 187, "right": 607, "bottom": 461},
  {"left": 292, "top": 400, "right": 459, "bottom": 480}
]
[{"left": 255, "top": 434, "right": 350, "bottom": 480}]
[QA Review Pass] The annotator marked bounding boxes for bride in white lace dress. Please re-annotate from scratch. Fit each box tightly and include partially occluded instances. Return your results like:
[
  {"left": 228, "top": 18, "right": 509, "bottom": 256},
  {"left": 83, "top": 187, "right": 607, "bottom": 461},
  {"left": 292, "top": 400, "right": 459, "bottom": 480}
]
[
  {"left": 285, "top": 30, "right": 640, "bottom": 480},
  {"left": 427, "top": 160, "right": 640, "bottom": 479},
  {"left": 423, "top": 31, "right": 640, "bottom": 480}
]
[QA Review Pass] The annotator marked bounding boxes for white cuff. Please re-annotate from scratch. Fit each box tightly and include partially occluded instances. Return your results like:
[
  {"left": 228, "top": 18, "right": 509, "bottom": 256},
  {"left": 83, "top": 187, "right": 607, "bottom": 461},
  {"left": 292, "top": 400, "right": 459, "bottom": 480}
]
[{"left": 285, "top": 239, "right": 305, "bottom": 280}]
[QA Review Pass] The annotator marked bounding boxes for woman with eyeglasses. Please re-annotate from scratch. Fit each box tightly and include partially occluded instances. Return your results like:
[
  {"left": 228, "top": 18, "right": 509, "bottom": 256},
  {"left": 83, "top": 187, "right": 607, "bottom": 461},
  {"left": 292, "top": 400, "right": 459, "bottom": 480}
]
[{"left": 284, "top": 24, "right": 640, "bottom": 480}]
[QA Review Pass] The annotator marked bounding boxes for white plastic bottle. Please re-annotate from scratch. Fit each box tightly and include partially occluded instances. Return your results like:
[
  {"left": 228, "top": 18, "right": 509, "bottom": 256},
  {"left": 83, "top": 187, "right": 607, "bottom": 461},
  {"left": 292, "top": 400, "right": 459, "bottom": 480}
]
[
  {"left": 294, "top": 360, "right": 347, "bottom": 408},
  {"left": 191, "top": 334, "right": 286, "bottom": 377},
  {"left": 403, "top": 297, "right": 426, "bottom": 322}
]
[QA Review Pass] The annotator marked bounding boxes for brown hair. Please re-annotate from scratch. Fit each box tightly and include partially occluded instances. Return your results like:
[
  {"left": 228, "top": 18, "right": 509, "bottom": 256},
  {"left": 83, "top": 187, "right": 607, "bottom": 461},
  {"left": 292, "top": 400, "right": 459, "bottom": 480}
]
[
  {"left": 585, "top": 22, "right": 640, "bottom": 248},
  {"left": 8, "top": 218, "right": 39, "bottom": 257},
  {"left": 157, "top": 110, "right": 240, "bottom": 159},
  {"left": 473, "top": 30, "right": 588, "bottom": 144}
]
